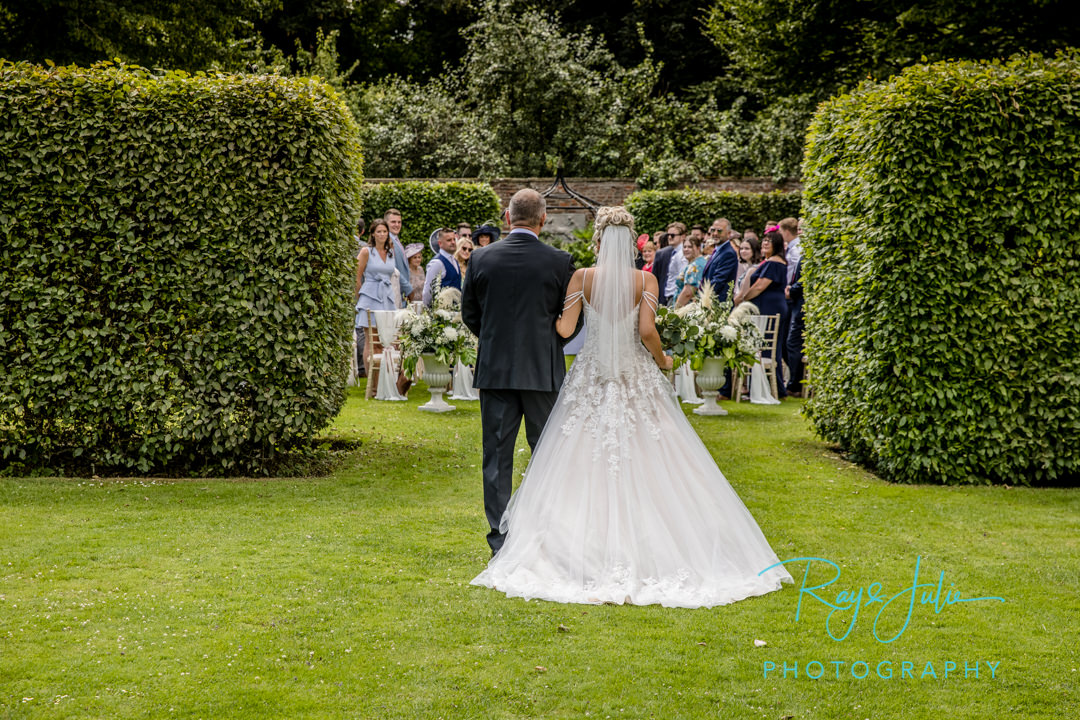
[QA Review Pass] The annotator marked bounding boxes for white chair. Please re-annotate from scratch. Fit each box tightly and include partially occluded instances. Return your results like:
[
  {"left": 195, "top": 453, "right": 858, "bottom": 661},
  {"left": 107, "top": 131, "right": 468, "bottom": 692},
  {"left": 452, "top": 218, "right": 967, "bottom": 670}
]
[
  {"left": 365, "top": 310, "right": 404, "bottom": 400},
  {"left": 735, "top": 314, "right": 780, "bottom": 403}
]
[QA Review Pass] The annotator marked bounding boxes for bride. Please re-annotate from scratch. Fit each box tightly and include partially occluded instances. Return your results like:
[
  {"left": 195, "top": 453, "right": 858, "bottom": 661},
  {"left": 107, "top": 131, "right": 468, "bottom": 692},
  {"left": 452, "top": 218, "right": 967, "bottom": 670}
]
[{"left": 471, "top": 207, "right": 792, "bottom": 608}]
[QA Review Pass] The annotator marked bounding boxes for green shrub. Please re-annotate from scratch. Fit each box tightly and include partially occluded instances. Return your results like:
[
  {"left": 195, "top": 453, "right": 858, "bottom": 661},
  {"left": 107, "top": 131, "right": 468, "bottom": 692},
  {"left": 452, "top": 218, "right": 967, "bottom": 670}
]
[
  {"left": 359, "top": 181, "right": 501, "bottom": 257},
  {"left": 801, "top": 52, "right": 1080, "bottom": 486},
  {"left": 0, "top": 61, "right": 363, "bottom": 475},
  {"left": 624, "top": 189, "right": 802, "bottom": 236}
]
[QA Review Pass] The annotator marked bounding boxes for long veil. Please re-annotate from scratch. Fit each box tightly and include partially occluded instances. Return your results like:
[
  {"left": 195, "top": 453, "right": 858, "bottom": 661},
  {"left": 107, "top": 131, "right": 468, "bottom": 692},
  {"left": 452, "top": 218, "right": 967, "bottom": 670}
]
[{"left": 589, "top": 207, "right": 638, "bottom": 378}]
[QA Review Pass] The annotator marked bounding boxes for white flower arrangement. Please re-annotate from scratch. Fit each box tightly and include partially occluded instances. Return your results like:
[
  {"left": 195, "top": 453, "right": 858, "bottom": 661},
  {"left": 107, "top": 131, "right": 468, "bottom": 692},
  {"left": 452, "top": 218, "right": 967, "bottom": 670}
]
[
  {"left": 654, "top": 280, "right": 763, "bottom": 374},
  {"left": 397, "top": 278, "right": 477, "bottom": 378}
]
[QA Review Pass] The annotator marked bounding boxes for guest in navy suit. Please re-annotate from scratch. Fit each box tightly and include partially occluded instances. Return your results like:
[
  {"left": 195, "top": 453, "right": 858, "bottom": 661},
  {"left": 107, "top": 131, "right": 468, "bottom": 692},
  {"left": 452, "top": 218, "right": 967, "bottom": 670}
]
[
  {"left": 701, "top": 232, "right": 740, "bottom": 304},
  {"left": 422, "top": 227, "right": 461, "bottom": 305}
]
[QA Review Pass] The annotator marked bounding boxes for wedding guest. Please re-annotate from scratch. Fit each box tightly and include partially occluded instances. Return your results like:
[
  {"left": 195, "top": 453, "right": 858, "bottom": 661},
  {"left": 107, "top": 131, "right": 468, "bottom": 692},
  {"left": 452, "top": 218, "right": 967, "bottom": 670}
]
[
  {"left": 654, "top": 230, "right": 668, "bottom": 249},
  {"left": 675, "top": 235, "right": 706, "bottom": 308},
  {"left": 404, "top": 243, "right": 425, "bottom": 303},
  {"left": 382, "top": 208, "right": 413, "bottom": 301},
  {"left": 709, "top": 218, "right": 731, "bottom": 244},
  {"left": 735, "top": 229, "right": 788, "bottom": 398},
  {"left": 779, "top": 217, "right": 801, "bottom": 284},
  {"left": 652, "top": 221, "right": 687, "bottom": 306},
  {"left": 454, "top": 237, "right": 475, "bottom": 289},
  {"left": 736, "top": 235, "right": 763, "bottom": 296},
  {"left": 355, "top": 217, "right": 366, "bottom": 254},
  {"left": 640, "top": 240, "right": 656, "bottom": 273},
  {"left": 689, "top": 224, "right": 706, "bottom": 243},
  {"left": 356, "top": 219, "right": 402, "bottom": 372},
  {"left": 422, "top": 227, "right": 460, "bottom": 306},
  {"left": 457, "top": 222, "right": 472, "bottom": 242},
  {"left": 786, "top": 258, "right": 806, "bottom": 397},
  {"left": 473, "top": 223, "right": 501, "bottom": 247}
]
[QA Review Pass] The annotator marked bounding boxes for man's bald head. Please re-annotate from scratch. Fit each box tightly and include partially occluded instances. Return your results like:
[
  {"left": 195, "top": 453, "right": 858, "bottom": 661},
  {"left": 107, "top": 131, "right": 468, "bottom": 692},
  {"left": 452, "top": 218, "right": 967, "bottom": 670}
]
[{"left": 506, "top": 189, "right": 546, "bottom": 228}]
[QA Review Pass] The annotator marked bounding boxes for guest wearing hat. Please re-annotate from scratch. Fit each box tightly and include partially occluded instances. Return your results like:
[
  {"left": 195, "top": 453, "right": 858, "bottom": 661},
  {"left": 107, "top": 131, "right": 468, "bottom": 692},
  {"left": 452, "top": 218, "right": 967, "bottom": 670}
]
[
  {"left": 473, "top": 224, "right": 501, "bottom": 247},
  {"left": 422, "top": 227, "right": 461, "bottom": 306},
  {"left": 634, "top": 233, "right": 649, "bottom": 269},
  {"left": 404, "top": 243, "right": 425, "bottom": 303}
]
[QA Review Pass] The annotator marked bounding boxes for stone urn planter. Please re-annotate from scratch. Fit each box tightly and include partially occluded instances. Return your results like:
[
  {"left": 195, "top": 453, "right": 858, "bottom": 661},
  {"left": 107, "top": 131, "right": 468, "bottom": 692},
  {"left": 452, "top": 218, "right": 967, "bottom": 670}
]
[
  {"left": 418, "top": 353, "right": 455, "bottom": 412},
  {"left": 692, "top": 356, "right": 728, "bottom": 416}
]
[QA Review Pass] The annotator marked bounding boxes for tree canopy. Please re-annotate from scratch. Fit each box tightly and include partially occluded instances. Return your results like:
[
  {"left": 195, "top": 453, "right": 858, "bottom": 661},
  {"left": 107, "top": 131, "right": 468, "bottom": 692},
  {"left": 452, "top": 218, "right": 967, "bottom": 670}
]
[{"left": 2, "top": 0, "right": 1077, "bottom": 182}]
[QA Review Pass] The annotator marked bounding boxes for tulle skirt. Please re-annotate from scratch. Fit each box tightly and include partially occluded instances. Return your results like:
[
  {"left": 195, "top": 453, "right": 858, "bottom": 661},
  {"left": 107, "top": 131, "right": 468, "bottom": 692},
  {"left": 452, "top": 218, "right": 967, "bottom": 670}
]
[{"left": 471, "top": 341, "right": 792, "bottom": 608}]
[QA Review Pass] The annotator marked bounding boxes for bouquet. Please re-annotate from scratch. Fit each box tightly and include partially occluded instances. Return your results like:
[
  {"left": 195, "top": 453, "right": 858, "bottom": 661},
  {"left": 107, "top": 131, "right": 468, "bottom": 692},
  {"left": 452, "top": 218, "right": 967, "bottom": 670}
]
[
  {"left": 397, "top": 284, "right": 478, "bottom": 379},
  {"left": 655, "top": 281, "right": 763, "bottom": 376}
]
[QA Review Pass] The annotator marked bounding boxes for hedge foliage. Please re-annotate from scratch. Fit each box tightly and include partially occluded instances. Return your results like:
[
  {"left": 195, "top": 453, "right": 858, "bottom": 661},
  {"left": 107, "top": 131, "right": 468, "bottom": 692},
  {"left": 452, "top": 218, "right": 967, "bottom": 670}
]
[
  {"left": 359, "top": 181, "right": 501, "bottom": 257},
  {"left": 624, "top": 189, "right": 803, "bottom": 235},
  {"left": 801, "top": 52, "right": 1080, "bottom": 486},
  {"left": 0, "top": 61, "right": 363, "bottom": 475}
]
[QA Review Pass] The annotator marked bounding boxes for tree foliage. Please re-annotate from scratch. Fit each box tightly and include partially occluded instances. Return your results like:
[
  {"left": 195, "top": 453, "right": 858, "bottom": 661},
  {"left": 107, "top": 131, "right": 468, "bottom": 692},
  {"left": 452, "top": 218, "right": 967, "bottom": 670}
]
[
  {"left": 0, "top": 0, "right": 275, "bottom": 70},
  {"left": 706, "top": 0, "right": 1080, "bottom": 101}
]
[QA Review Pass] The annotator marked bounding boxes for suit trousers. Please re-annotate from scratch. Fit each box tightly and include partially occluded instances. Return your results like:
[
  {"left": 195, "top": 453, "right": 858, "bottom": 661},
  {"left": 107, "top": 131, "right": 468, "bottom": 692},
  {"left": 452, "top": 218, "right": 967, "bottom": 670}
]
[
  {"left": 786, "top": 308, "right": 805, "bottom": 393},
  {"left": 479, "top": 388, "right": 560, "bottom": 553}
]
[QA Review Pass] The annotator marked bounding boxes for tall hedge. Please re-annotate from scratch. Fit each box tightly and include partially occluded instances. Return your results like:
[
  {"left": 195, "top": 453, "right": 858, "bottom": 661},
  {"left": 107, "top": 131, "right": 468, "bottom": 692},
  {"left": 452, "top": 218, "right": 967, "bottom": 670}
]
[
  {"left": 624, "top": 189, "right": 802, "bottom": 235},
  {"left": 802, "top": 52, "right": 1080, "bottom": 486},
  {"left": 359, "top": 181, "right": 501, "bottom": 254},
  {"left": 0, "top": 61, "right": 363, "bottom": 474}
]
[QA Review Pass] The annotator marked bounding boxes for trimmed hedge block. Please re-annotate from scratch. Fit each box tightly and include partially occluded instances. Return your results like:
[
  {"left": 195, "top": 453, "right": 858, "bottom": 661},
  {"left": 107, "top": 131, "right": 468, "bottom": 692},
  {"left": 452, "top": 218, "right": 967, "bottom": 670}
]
[
  {"left": 624, "top": 189, "right": 802, "bottom": 236},
  {"left": 0, "top": 61, "right": 363, "bottom": 474},
  {"left": 802, "top": 52, "right": 1080, "bottom": 485}
]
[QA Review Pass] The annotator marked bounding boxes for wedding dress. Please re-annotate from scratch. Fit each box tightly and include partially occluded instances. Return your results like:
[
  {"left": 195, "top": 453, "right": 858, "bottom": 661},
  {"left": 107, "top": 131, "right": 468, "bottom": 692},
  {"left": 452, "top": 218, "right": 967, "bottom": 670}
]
[{"left": 471, "top": 217, "right": 792, "bottom": 608}]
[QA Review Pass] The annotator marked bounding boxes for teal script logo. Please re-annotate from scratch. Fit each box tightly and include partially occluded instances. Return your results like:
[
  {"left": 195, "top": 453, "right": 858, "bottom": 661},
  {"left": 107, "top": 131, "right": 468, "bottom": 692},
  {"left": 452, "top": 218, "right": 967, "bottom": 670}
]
[{"left": 758, "top": 556, "right": 1005, "bottom": 644}]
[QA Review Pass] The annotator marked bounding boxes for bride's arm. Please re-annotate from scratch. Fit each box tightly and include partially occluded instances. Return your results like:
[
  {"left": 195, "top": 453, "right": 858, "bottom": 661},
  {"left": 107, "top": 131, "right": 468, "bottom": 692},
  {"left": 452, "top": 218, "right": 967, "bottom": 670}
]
[
  {"left": 639, "top": 273, "right": 673, "bottom": 371},
  {"left": 556, "top": 268, "right": 586, "bottom": 338}
]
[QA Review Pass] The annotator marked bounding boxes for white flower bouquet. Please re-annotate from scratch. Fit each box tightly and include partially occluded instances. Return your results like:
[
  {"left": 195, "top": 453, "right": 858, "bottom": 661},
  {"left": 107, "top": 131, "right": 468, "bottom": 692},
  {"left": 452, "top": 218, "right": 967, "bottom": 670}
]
[
  {"left": 397, "top": 285, "right": 478, "bottom": 378},
  {"left": 654, "top": 281, "right": 762, "bottom": 375}
]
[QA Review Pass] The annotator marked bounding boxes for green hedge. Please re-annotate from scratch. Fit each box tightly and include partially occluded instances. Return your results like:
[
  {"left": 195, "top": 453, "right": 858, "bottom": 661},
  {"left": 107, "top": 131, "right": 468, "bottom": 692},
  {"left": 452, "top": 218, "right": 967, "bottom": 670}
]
[
  {"left": 0, "top": 61, "right": 363, "bottom": 475},
  {"left": 624, "top": 189, "right": 802, "bottom": 235},
  {"left": 359, "top": 181, "right": 501, "bottom": 257},
  {"left": 802, "top": 52, "right": 1080, "bottom": 486}
]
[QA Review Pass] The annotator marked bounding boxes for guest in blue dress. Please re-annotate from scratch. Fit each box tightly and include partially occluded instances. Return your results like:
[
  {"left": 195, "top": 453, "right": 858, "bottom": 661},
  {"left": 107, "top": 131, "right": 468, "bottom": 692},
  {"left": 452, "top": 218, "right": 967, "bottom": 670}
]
[
  {"left": 735, "top": 229, "right": 788, "bottom": 398},
  {"left": 674, "top": 235, "right": 707, "bottom": 308},
  {"left": 355, "top": 218, "right": 402, "bottom": 332}
]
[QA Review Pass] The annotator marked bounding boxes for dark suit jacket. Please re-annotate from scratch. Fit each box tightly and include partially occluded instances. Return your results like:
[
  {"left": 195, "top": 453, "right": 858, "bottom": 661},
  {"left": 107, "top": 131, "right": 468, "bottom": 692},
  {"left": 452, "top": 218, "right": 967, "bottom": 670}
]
[
  {"left": 702, "top": 242, "right": 739, "bottom": 304},
  {"left": 787, "top": 259, "right": 804, "bottom": 314},
  {"left": 461, "top": 231, "right": 575, "bottom": 392},
  {"left": 650, "top": 245, "right": 677, "bottom": 306}
]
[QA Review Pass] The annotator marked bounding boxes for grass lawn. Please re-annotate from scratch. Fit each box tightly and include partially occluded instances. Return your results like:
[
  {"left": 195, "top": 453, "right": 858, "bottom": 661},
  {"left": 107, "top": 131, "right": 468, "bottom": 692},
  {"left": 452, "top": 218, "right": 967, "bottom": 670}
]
[{"left": 2, "top": 384, "right": 1078, "bottom": 719}]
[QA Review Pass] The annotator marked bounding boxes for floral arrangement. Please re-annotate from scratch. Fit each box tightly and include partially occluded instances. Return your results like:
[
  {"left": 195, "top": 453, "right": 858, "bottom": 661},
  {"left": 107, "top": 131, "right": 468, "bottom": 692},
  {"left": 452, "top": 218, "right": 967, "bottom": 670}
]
[
  {"left": 397, "top": 285, "right": 477, "bottom": 378},
  {"left": 654, "top": 281, "right": 763, "bottom": 375}
]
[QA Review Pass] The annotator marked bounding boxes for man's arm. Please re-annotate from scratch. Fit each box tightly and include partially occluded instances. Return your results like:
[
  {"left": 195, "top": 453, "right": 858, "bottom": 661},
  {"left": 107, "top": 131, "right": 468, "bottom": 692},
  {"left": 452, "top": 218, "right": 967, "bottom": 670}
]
[
  {"left": 461, "top": 259, "right": 481, "bottom": 336},
  {"left": 422, "top": 258, "right": 444, "bottom": 307},
  {"left": 393, "top": 238, "right": 412, "bottom": 297}
]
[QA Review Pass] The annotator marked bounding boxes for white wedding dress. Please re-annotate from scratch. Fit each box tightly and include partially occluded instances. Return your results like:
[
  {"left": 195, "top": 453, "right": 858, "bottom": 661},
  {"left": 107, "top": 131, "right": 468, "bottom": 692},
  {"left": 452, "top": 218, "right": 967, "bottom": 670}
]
[{"left": 471, "top": 222, "right": 792, "bottom": 608}]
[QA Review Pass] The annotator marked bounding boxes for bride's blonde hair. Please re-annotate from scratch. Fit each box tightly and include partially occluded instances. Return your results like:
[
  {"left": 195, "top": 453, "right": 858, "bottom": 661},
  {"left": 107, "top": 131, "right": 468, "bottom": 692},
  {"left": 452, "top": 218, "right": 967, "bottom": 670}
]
[{"left": 592, "top": 206, "right": 635, "bottom": 243}]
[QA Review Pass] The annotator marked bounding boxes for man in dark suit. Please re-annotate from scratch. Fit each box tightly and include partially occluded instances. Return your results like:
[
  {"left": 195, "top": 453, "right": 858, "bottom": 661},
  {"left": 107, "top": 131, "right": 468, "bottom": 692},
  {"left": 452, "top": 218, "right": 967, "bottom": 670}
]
[
  {"left": 461, "top": 189, "right": 577, "bottom": 555},
  {"left": 785, "top": 259, "right": 806, "bottom": 397},
  {"left": 701, "top": 229, "right": 739, "bottom": 304}
]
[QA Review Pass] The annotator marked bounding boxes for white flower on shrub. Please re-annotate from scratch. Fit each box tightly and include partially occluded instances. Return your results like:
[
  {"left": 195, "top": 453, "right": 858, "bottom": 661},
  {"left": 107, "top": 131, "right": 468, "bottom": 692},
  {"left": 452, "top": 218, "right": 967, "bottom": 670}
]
[
  {"left": 435, "top": 308, "right": 455, "bottom": 322},
  {"left": 720, "top": 325, "right": 738, "bottom": 343},
  {"left": 442, "top": 327, "right": 459, "bottom": 343}
]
